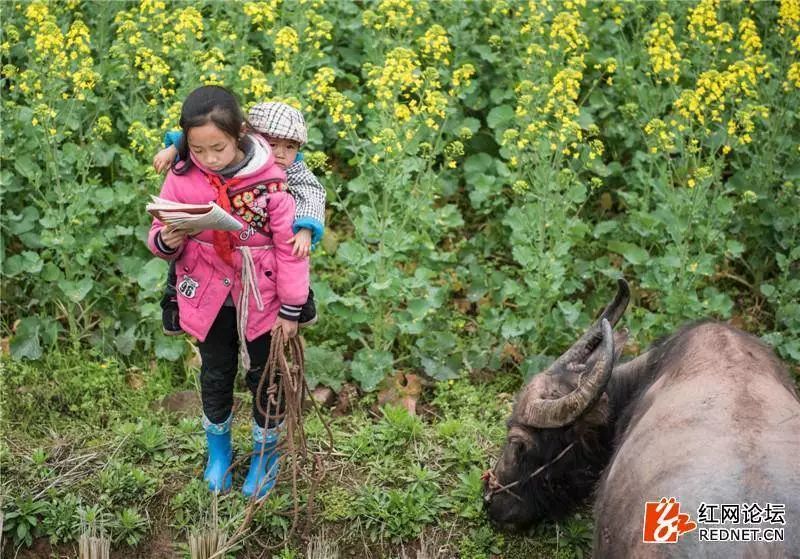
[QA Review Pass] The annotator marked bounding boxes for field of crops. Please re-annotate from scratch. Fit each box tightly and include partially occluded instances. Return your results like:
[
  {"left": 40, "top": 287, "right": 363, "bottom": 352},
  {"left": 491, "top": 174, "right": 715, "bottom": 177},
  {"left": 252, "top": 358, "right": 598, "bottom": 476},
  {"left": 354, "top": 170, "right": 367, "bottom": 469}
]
[{"left": 1, "top": 0, "right": 799, "bottom": 557}]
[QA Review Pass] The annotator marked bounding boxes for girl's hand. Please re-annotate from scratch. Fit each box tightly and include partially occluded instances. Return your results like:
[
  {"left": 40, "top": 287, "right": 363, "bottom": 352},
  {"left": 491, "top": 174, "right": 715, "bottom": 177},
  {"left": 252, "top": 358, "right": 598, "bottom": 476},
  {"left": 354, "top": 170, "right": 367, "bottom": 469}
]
[
  {"left": 273, "top": 316, "right": 298, "bottom": 339},
  {"left": 287, "top": 228, "right": 312, "bottom": 258},
  {"left": 161, "top": 226, "right": 188, "bottom": 249},
  {"left": 153, "top": 145, "right": 178, "bottom": 174}
]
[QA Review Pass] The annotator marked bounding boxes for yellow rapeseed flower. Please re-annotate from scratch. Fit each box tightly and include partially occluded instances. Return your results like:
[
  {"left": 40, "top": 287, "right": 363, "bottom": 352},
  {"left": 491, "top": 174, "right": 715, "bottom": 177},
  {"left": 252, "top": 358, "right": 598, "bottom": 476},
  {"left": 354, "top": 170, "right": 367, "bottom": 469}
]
[
  {"left": 788, "top": 62, "right": 800, "bottom": 88},
  {"left": 418, "top": 24, "right": 451, "bottom": 65},
  {"left": 778, "top": 0, "right": 800, "bottom": 34},
  {"left": 363, "top": 0, "right": 424, "bottom": 32},
  {"left": 451, "top": 64, "right": 475, "bottom": 88},
  {"left": 688, "top": 0, "right": 733, "bottom": 45},
  {"left": 549, "top": 10, "right": 588, "bottom": 53},
  {"left": 66, "top": 20, "right": 92, "bottom": 55},
  {"left": 645, "top": 13, "right": 682, "bottom": 84},
  {"left": 273, "top": 26, "right": 299, "bottom": 76},
  {"left": 303, "top": 12, "right": 333, "bottom": 52},
  {"left": 135, "top": 47, "right": 171, "bottom": 85},
  {"left": 128, "top": 121, "right": 160, "bottom": 153},
  {"left": 239, "top": 65, "right": 272, "bottom": 99},
  {"left": 174, "top": 7, "right": 204, "bottom": 42},
  {"left": 243, "top": 0, "right": 281, "bottom": 31},
  {"left": 24, "top": 2, "right": 50, "bottom": 30},
  {"left": 366, "top": 47, "right": 422, "bottom": 107},
  {"left": 93, "top": 116, "right": 113, "bottom": 137}
]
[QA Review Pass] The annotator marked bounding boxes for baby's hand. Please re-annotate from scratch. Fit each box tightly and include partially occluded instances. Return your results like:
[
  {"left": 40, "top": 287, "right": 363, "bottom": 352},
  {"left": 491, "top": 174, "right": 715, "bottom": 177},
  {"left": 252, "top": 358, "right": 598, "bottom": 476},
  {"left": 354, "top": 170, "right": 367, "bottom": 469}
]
[
  {"left": 153, "top": 145, "right": 178, "bottom": 174},
  {"left": 287, "top": 228, "right": 312, "bottom": 258}
]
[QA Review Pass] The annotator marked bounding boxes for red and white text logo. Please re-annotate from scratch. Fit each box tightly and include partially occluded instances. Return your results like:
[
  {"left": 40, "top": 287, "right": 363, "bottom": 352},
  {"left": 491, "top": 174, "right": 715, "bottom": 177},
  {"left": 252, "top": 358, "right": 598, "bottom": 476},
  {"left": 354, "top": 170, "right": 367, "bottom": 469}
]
[{"left": 643, "top": 497, "right": 698, "bottom": 543}]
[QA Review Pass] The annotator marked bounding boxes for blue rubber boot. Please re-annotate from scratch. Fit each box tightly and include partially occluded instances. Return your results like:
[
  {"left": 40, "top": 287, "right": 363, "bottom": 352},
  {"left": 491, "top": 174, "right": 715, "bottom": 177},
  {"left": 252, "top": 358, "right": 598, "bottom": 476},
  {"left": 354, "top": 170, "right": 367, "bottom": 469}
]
[
  {"left": 202, "top": 413, "right": 233, "bottom": 493},
  {"left": 242, "top": 421, "right": 281, "bottom": 499}
]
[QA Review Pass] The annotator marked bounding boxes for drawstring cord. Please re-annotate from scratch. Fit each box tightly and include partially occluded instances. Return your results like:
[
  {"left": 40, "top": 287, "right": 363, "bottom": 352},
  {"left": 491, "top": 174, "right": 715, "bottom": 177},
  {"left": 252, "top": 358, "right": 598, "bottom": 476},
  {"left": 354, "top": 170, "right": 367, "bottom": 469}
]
[{"left": 237, "top": 246, "right": 264, "bottom": 371}]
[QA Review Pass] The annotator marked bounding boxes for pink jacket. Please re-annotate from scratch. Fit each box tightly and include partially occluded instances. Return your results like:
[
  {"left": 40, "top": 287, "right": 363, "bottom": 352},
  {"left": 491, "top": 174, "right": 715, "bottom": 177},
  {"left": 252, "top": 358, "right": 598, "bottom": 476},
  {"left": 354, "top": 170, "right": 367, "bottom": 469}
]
[{"left": 147, "top": 135, "right": 309, "bottom": 342}]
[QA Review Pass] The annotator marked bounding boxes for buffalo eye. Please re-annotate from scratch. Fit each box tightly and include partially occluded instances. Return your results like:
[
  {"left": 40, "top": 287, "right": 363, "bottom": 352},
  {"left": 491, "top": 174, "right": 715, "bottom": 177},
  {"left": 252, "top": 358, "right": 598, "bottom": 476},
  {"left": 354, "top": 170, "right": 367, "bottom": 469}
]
[{"left": 511, "top": 439, "right": 527, "bottom": 461}]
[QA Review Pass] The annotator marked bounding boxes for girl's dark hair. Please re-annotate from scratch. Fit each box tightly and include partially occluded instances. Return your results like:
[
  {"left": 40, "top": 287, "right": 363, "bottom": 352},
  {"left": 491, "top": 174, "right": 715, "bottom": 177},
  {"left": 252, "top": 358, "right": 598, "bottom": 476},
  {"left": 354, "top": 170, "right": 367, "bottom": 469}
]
[{"left": 171, "top": 85, "right": 248, "bottom": 175}]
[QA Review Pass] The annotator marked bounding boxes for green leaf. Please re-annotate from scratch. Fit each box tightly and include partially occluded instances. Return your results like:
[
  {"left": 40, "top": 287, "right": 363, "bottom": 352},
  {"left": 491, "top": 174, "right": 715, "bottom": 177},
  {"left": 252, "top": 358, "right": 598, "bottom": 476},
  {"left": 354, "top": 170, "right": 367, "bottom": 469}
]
[
  {"left": 607, "top": 241, "right": 649, "bottom": 266},
  {"left": 91, "top": 143, "right": 116, "bottom": 167},
  {"left": 486, "top": 105, "right": 514, "bottom": 130},
  {"left": 2, "top": 251, "right": 43, "bottom": 277},
  {"left": 155, "top": 336, "right": 184, "bottom": 361},
  {"left": 136, "top": 258, "right": 168, "bottom": 290},
  {"left": 577, "top": 109, "right": 595, "bottom": 129},
  {"left": 304, "top": 346, "right": 347, "bottom": 391},
  {"left": 10, "top": 317, "right": 43, "bottom": 360},
  {"left": 472, "top": 44, "right": 496, "bottom": 63},
  {"left": 760, "top": 283, "right": 775, "bottom": 298},
  {"left": 17, "top": 522, "right": 29, "bottom": 542},
  {"left": 725, "top": 240, "right": 745, "bottom": 257},
  {"left": 460, "top": 117, "right": 481, "bottom": 134},
  {"left": 16, "top": 106, "right": 33, "bottom": 124},
  {"left": 420, "top": 356, "right": 459, "bottom": 381},
  {"left": 115, "top": 326, "right": 137, "bottom": 356},
  {"left": 501, "top": 316, "right": 536, "bottom": 339},
  {"left": 94, "top": 188, "right": 115, "bottom": 209},
  {"left": 784, "top": 161, "right": 800, "bottom": 180},
  {"left": 467, "top": 174, "right": 496, "bottom": 209},
  {"left": 40, "top": 214, "right": 61, "bottom": 229},
  {"left": 59, "top": 277, "right": 94, "bottom": 303},
  {"left": 6, "top": 207, "right": 40, "bottom": 235},
  {"left": 566, "top": 182, "right": 587, "bottom": 204},
  {"left": 14, "top": 155, "right": 39, "bottom": 180},
  {"left": 463, "top": 153, "right": 493, "bottom": 176},
  {"left": 336, "top": 242, "right": 367, "bottom": 267},
  {"left": 347, "top": 175, "right": 370, "bottom": 194},
  {"left": 558, "top": 300, "right": 582, "bottom": 327},
  {"left": 350, "top": 348, "right": 394, "bottom": 392},
  {"left": 489, "top": 87, "right": 513, "bottom": 104},
  {"left": 593, "top": 220, "right": 618, "bottom": 238}
]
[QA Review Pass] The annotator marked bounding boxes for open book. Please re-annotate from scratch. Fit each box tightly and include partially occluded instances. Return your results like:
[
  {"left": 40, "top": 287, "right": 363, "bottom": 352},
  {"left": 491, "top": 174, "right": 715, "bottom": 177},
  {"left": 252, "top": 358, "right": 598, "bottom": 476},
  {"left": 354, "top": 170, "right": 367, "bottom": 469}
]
[{"left": 146, "top": 196, "right": 243, "bottom": 233}]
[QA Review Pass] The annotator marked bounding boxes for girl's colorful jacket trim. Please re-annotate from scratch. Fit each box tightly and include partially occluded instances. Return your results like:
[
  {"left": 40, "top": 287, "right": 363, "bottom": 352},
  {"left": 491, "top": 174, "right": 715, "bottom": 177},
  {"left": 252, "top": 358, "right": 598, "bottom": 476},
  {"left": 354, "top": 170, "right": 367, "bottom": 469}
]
[{"left": 147, "top": 134, "right": 309, "bottom": 342}]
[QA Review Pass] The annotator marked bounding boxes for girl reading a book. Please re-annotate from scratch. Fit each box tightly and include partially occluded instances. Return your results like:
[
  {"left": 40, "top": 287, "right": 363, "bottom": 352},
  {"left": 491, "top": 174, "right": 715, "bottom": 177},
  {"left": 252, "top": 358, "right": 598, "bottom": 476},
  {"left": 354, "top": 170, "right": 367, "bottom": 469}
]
[
  {"left": 147, "top": 85, "right": 308, "bottom": 499},
  {"left": 153, "top": 101, "right": 324, "bottom": 336}
]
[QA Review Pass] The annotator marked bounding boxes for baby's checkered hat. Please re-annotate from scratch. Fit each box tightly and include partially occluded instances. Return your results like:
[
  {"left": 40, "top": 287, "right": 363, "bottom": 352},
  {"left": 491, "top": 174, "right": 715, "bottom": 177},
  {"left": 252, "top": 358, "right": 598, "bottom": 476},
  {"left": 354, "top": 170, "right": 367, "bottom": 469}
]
[{"left": 248, "top": 102, "right": 307, "bottom": 145}]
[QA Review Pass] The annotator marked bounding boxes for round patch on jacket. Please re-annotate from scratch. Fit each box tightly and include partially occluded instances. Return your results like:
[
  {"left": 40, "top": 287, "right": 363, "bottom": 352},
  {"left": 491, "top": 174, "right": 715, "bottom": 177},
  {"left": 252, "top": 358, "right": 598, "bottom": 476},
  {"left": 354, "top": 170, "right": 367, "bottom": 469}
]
[{"left": 178, "top": 275, "right": 199, "bottom": 299}]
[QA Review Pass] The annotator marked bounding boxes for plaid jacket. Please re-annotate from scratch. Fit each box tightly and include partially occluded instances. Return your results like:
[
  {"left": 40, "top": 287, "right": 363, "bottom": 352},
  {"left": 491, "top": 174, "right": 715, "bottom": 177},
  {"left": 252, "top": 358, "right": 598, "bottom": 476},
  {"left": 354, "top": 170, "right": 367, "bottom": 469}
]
[{"left": 285, "top": 158, "right": 325, "bottom": 246}]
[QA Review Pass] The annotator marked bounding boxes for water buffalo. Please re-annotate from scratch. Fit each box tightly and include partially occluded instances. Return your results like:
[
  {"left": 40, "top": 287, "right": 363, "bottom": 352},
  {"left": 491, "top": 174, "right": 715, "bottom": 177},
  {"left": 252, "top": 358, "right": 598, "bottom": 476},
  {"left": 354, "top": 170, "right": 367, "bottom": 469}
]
[{"left": 484, "top": 279, "right": 800, "bottom": 557}]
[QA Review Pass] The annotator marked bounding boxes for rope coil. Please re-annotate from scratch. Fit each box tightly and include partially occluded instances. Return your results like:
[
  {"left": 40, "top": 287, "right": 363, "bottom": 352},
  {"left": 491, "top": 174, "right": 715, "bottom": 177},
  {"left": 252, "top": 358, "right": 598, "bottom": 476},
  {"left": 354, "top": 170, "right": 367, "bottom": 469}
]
[{"left": 209, "top": 326, "right": 333, "bottom": 558}]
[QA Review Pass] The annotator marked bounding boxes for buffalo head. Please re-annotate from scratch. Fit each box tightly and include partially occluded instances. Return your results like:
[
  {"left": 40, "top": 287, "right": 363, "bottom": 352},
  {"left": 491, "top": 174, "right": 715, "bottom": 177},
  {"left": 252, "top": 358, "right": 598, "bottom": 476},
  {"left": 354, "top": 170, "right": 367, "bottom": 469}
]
[{"left": 484, "top": 280, "right": 630, "bottom": 531}]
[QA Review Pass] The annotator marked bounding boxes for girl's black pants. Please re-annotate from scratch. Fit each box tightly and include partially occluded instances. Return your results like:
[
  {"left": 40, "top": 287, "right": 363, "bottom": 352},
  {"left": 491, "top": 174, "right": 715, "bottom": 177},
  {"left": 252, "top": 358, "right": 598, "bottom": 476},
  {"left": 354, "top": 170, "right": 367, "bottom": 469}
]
[{"left": 198, "top": 306, "right": 282, "bottom": 428}]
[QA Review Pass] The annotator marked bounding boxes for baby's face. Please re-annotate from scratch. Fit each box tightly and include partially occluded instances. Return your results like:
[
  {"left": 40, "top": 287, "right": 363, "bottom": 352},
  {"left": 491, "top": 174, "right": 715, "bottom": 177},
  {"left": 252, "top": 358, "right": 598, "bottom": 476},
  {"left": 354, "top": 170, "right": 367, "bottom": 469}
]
[{"left": 265, "top": 136, "right": 300, "bottom": 169}]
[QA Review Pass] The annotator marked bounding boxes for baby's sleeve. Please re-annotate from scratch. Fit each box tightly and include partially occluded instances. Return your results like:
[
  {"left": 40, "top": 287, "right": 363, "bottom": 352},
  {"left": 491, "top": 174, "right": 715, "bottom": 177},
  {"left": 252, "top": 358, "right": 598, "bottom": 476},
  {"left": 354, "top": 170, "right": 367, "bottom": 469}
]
[
  {"left": 268, "top": 191, "right": 310, "bottom": 316},
  {"left": 285, "top": 160, "right": 326, "bottom": 247},
  {"left": 164, "top": 130, "right": 183, "bottom": 148}
]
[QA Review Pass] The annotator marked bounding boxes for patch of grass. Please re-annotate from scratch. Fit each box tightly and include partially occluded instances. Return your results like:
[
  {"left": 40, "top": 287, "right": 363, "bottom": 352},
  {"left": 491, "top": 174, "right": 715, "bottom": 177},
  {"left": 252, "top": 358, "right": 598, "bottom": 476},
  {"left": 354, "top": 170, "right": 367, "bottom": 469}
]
[{"left": 1, "top": 349, "right": 594, "bottom": 558}]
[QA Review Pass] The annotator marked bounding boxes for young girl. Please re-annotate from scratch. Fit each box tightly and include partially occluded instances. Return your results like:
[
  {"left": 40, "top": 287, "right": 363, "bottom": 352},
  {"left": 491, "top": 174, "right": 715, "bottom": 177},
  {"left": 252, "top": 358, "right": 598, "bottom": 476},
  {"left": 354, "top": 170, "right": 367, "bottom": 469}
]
[
  {"left": 147, "top": 85, "right": 308, "bottom": 499},
  {"left": 154, "top": 102, "right": 325, "bottom": 335}
]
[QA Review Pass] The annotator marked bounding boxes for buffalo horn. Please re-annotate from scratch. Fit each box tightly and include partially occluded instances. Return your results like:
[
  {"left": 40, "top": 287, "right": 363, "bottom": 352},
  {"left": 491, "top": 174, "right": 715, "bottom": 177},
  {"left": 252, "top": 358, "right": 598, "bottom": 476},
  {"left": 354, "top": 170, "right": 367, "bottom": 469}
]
[
  {"left": 548, "top": 278, "right": 629, "bottom": 371},
  {"left": 520, "top": 318, "right": 615, "bottom": 428}
]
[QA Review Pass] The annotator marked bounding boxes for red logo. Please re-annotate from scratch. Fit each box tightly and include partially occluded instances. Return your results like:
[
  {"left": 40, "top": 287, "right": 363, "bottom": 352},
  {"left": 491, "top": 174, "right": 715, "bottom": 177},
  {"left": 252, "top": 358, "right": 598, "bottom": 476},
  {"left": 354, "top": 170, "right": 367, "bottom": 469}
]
[{"left": 643, "top": 498, "right": 698, "bottom": 543}]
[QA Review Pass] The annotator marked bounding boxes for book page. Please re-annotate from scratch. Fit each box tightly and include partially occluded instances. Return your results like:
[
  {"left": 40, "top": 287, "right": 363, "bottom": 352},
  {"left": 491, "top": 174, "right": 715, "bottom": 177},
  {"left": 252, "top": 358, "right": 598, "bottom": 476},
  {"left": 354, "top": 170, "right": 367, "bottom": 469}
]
[{"left": 146, "top": 197, "right": 243, "bottom": 232}]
